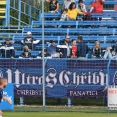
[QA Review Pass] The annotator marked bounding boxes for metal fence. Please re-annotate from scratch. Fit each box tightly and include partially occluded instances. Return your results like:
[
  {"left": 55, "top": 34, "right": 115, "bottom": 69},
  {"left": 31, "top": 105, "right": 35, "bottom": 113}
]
[{"left": 0, "top": 59, "right": 117, "bottom": 112}]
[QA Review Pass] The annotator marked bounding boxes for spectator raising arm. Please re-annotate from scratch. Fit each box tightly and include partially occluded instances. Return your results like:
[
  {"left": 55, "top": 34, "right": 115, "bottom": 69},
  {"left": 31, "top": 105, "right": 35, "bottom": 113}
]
[{"left": 90, "top": 0, "right": 105, "bottom": 13}]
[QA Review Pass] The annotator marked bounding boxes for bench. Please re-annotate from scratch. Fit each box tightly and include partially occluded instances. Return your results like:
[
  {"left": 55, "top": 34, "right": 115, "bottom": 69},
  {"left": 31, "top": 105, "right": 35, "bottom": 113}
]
[
  {"left": 32, "top": 21, "right": 117, "bottom": 28},
  {"left": 22, "top": 28, "right": 116, "bottom": 36}
]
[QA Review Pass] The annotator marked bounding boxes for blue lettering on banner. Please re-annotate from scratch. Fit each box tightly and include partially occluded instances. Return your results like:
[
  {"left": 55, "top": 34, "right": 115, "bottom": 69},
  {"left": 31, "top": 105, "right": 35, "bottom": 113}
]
[{"left": 0, "top": 83, "right": 14, "bottom": 110}]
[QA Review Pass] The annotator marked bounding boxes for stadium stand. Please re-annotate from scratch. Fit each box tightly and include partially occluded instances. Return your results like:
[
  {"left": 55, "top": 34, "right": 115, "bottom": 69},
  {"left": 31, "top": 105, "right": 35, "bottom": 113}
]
[{"left": 0, "top": 0, "right": 117, "bottom": 58}]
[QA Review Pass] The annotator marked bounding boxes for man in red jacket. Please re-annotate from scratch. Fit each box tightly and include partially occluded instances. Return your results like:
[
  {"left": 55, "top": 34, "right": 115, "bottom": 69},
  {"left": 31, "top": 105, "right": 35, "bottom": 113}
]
[{"left": 90, "top": 0, "right": 105, "bottom": 20}]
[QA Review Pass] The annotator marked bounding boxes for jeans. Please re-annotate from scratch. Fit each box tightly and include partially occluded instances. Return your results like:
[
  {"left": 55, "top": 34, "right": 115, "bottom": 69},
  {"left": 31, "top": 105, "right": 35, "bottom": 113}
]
[
  {"left": 103, "top": 50, "right": 113, "bottom": 59},
  {"left": 58, "top": 19, "right": 65, "bottom": 28},
  {"left": 67, "top": 18, "right": 75, "bottom": 21}
]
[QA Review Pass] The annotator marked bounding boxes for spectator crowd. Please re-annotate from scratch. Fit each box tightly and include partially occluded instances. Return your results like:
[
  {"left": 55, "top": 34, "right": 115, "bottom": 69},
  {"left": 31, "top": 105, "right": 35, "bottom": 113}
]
[
  {"left": 0, "top": 31, "right": 117, "bottom": 59},
  {"left": 1, "top": 0, "right": 116, "bottom": 59}
]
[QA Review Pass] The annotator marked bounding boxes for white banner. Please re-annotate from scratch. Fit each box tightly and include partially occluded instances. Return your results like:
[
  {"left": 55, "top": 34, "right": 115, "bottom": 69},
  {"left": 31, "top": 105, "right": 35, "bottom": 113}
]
[{"left": 108, "top": 86, "right": 117, "bottom": 110}]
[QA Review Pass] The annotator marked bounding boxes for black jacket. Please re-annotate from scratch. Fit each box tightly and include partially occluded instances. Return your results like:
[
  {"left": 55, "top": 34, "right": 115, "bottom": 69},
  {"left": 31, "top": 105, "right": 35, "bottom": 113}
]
[
  {"left": 77, "top": 41, "right": 89, "bottom": 57},
  {"left": 19, "top": 52, "right": 33, "bottom": 58},
  {"left": 21, "top": 37, "right": 40, "bottom": 50},
  {"left": 0, "top": 42, "right": 15, "bottom": 58},
  {"left": 57, "top": 40, "right": 72, "bottom": 58},
  {"left": 36, "top": 52, "right": 51, "bottom": 58}
]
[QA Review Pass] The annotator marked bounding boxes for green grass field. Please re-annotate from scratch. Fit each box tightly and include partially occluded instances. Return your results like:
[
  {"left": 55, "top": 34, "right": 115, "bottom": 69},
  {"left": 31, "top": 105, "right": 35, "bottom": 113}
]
[{"left": 3, "top": 112, "right": 117, "bottom": 117}]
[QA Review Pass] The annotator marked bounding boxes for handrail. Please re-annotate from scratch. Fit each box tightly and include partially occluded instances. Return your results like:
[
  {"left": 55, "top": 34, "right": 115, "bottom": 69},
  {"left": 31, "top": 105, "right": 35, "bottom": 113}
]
[{"left": 5, "top": 0, "right": 41, "bottom": 26}]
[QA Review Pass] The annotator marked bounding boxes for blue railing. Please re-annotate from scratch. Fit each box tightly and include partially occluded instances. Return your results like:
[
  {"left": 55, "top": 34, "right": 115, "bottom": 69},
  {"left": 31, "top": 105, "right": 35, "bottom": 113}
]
[{"left": 5, "top": 0, "right": 41, "bottom": 26}]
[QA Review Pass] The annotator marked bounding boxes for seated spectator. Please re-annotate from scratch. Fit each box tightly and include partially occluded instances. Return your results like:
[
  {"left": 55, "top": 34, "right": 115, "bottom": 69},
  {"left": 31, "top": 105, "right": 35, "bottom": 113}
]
[
  {"left": 46, "top": 0, "right": 59, "bottom": 13},
  {"left": 37, "top": 48, "right": 51, "bottom": 58},
  {"left": 47, "top": 40, "right": 59, "bottom": 58},
  {"left": 77, "top": 0, "right": 87, "bottom": 13},
  {"left": 103, "top": 41, "right": 117, "bottom": 59},
  {"left": 91, "top": 41, "right": 106, "bottom": 58},
  {"left": 71, "top": 39, "right": 77, "bottom": 58},
  {"left": 19, "top": 48, "right": 33, "bottom": 58},
  {"left": 67, "top": 2, "right": 84, "bottom": 21},
  {"left": 21, "top": 31, "right": 40, "bottom": 51},
  {"left": 62, "top": 0, "right": 75, "bottom": 10},
  {"left": 58, "top": 9, "right": 68, "bottom": 28},
  {"left": 77, "top": 0, "right": 87, "bottom": 20},
  {"left": 110, "top": 42, "right": 117, "bottom": 58},
  {"left": 57, "top": 35, "right": 72, "bottom": 58},
  {"left": 90, "top": 0, "right": 105, "bottom": 21},
  {"left": 77, "top": 35, "right": 89, "bottom": 58},
  {"left": 0, "top": 38, "right": 15, "bottom": 58}
]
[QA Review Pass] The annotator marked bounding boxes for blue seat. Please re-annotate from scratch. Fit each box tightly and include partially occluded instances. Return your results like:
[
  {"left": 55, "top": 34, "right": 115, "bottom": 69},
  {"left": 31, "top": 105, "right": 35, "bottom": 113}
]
[
  {"left": 15, "top": 51, "right": 40, "bottom": 57},
  {"left": 32, "top": 21, "right": 78, "bottom": 28},
  {"left": 32, "top": 21, "right": 117, "bottom": 28},
  {"left": 22, "top": 28, "right": 116, "bottom": 36},
  {"left": 58, "top": 0, "right": 117, "bottom": 5}
]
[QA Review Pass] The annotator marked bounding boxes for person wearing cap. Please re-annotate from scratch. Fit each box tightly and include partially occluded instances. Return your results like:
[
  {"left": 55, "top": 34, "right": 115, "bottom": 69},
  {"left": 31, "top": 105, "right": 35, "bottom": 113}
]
[
  {"left": 21, "top": 31, "right": 41, "bottom": 50},
  {"left": 57, "top": 35, "right": 72, "bottom": 58},
  {"left": 0, "top": 38, "right": 15, "bottom": 58},
  {"left": 19, "top": 48, "right": 33, "bottom": 58},
  {"left": 36, "top": 48, "right": 52, "bottom": 58},
  {"left": 77, "top": 35, "right": 89, "bottom": 58},
  {"left": 47, "top": 40, "right": 60, "bottom": 58}
]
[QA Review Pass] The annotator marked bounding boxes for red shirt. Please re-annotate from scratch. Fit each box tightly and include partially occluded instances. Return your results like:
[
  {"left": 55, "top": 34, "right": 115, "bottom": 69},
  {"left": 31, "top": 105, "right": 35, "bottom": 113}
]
[
  {"left": 71, "top": 46, "right": 77, "bottom": 57},
  {"left": 92, "top": 0, "right": 104, "bottom": 13}
]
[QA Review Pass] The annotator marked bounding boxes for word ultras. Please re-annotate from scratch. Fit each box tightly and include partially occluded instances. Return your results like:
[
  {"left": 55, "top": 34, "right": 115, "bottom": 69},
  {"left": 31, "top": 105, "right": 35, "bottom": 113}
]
[{"left": 1, "top": 68, "right": 108, "bottom": 88}]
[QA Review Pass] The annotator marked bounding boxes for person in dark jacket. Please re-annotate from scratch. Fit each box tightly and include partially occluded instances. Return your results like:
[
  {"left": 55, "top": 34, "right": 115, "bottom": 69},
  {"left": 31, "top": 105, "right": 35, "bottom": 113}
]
[
  {"left": 21, "top": 31, "right": 40, "bottom": 50},
  {"left": 0, "top": 38, "right": 15, "bottom": 58},
  {"left": 19, "top": 48, "right": 33, "bottom": 58},
  {"left": 37, "top": 48, "right": 52, "bottom": 58},
  {"left": 57, "top": 35, "right": 72, "bottom": 58},
  {"left": 77, "top": 35, "right": 89, "bottom": 58},
  {"left": 91, "top": 41, "right": 106, "bottom": 58},
  {"left": 46, "top": 0, "right": 59, "bottom": 13}
]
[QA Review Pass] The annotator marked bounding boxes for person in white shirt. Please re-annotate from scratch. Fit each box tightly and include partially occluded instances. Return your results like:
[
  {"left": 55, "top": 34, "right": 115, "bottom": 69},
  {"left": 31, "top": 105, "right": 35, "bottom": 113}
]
[
  {"left": 58, "top": 9, "right": 68, "bottom": 28},
  {"left": 62, "top": 0, "right": 75, "bottom": 10},
  {"left": 77, "top": 0, "right": 87, "bottom": 13}
]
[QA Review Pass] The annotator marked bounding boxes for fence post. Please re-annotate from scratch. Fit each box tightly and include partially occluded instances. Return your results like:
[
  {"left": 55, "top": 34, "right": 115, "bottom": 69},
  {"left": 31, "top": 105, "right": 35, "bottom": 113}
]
[
  {"left": 6, "top": 0, "right": 10, "bottom": 26},
  {"left": 18, "top": 0, "right": 21, "bottom": 27},
  {"left": 67, "top": 98, "right": 71, "bottom": 108},
  {"left": 42, "top": 0, "right": 46, "bottom": 111},
  {"left": 20, "top": 96, "right": 24, "bottom": 106}
]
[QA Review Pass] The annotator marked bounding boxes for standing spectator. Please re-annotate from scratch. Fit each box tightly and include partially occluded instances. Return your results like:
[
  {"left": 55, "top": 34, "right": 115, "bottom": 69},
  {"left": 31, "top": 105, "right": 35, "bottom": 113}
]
[
  {"left": 58, "top": 9, "right": 68, "bottom": 28},
  {"left": 21, "top": 31, "right": 40, "bottom": 51},
  {"left": 46, "top": 0, "right": 59, "bottom": 13},
  {"left": 19, "top": 48, "right": 33, "bottom": 58},
  {"left": 62, "top": 0, "right": 75, "bottom": 10},
  {"left": 0, "top": 38, "right": 15, "bottom": 58},
  {"left": 91, "top": 41, "right": 106, "bottom": 58},
  {"left": 57, "top": 35, "right": 72, "bottom": 58},
  {"left": 90, "top": 0, "right": 105, "bottom": 20},
  {"left": 67, "top": 2, "right": 84, "bottom": 21},
  {"left": 71, "top": 39, "right": 77, "bottom": 58},
  {"left": 47, "top": 40, "right": 59, "bottom": 58},
  {"left": 77, "top": 35, "right": 88, "bottom": 58},
  {"left": 77, "top": 0, "right": 87, "bottom": 13},
  {"left": 37, "top": 48, "right": 52, "bottom": 58}
]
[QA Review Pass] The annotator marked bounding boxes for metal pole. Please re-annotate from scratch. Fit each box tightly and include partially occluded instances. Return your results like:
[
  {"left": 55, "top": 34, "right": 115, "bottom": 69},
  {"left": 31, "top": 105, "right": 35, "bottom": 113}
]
[{"left": 42, "top": 0, "right": 46, "bottom": 111}]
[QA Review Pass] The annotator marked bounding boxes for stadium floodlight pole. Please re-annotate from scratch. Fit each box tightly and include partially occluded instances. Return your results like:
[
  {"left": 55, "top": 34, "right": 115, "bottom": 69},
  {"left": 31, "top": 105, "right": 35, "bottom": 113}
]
[{"left": 42, "top": 0, "right": 46, "bottom": 111}]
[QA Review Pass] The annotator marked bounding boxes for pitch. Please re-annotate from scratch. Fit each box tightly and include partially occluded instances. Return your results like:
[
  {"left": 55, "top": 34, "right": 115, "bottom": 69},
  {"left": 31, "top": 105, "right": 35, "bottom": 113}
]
[{"left": 4, "top": 112, "right": 117, "bottom": 117}]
